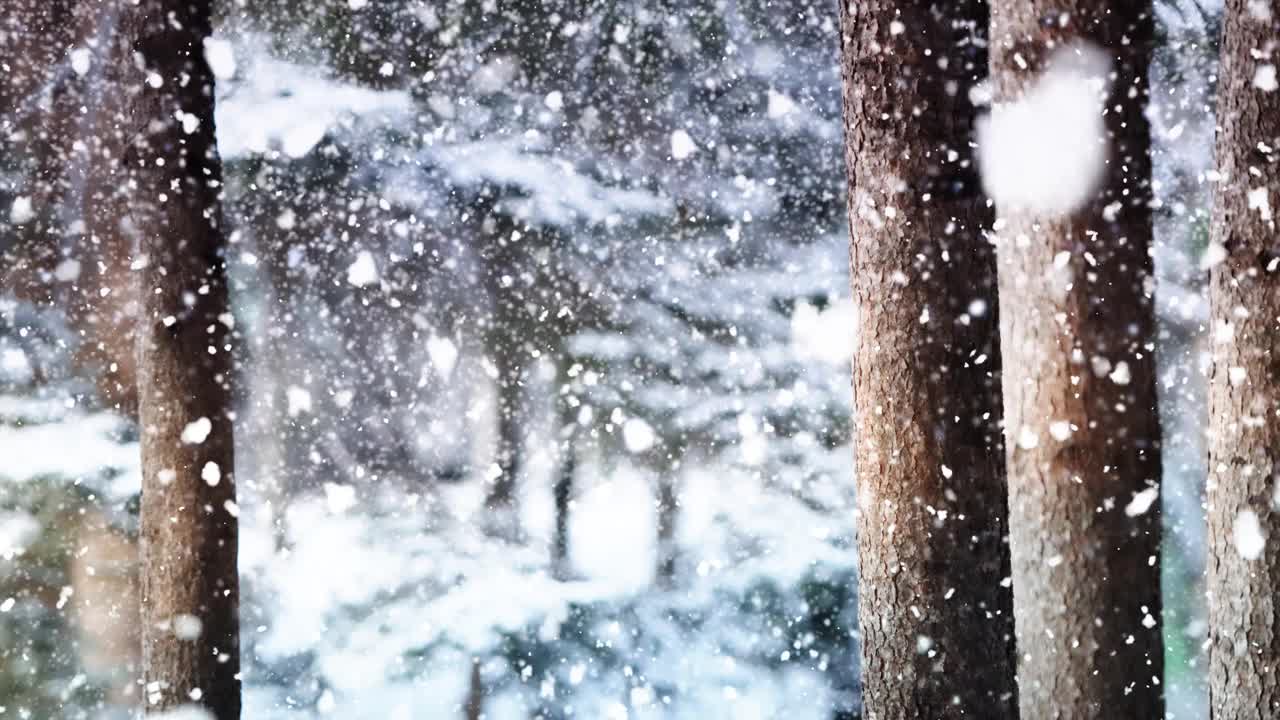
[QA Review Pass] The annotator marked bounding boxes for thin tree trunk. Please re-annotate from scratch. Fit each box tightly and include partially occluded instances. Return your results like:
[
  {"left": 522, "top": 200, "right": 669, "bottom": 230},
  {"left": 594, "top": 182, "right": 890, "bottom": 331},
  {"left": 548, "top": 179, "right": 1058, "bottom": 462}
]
[
  {"left": 465, "top": 659, "right": 484, "bottom": 720},
  {"left": 485, "top": 348, "right": 524, "bottom": 523},
  {"left": 838, "top": 3, "right": 1016, "bottom": 717},
  {"left": 552, "top": 387, "right": 577, "bottom": 580},
  {"left": 105, "top": 1, "right": 240, "bottom": 716},
  {"left": 1206, "top": 3, "right": 1280, "bottom": 717},
  {"left": 988, "top": 3, "right": 1163, "bottom": 717},
  {"left": 655, "top": 472, "right": 678, "bottom": 589}
]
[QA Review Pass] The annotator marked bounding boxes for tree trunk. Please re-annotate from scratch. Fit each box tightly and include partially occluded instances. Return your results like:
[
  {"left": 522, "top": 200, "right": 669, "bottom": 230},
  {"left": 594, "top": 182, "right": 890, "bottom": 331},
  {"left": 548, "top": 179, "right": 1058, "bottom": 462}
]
[
  {"left": 485, "top": 348, "right": 524, "bottom": 524},
  {"left": 655, "top": 472, "right": 678, "bottom": 590},
  {"left": 104, "top": 1, "right": 241, "bottom": 716},
  {"left": 0, "top": 0, "right": 143, "bottom": 413},
  {"left": 465, "top": 658, "right": 484, "bottom": 720},
  {"left": 987, "top": 3, "right": 1163, "bottom": 717},
  {"left": 838, "top": 3, "right": 1016, "bottom": 717},
  {"left": 1205, "top": 3, "right": 1280, "bottom": 718},
  {"left": 552, "top": 387, "right": 577, "bottom": 581},
  {"left": 0, "top": 0, "right": 76, "bottom": 297},
  {"left": 71, "top": 0, "right": 143, "bottom": 417}
]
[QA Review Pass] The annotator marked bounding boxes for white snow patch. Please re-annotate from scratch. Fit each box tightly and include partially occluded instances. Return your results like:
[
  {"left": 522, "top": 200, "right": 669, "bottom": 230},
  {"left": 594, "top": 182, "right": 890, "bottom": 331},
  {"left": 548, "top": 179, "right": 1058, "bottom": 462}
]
[
  {"left": 670, "top": 129, "right": 698, "bottom": 160},
  {"left": 1201, "top": 242, "right": 1228, "bottom": 269},
  {"left": 216, "top": 42, "right": 410, "bottom": 159},
  {"left": 1235, "top": 510, "right": 1266, "bottom": 560},
  {"left": 471, "top": 56, "right": 517, "bottom": 94},
  {"left": 283, "top": 121, "right": 330, "bottom": 158},
  {"left": 275, "top": 209, "right": 296, "bottom": 230},
  {"left": 622, "top": 418, "right": 656, "bottom": 453},
  {"left": 1228, "top": 366, "right": 1248, "bottom": 386},
  {"left": 9, "top": 196, "right": 34, "bottom": 225},
  {"left": 1049, "top": 421, "right": 1073, "bottom": 442},
  {"left": 176, "top": 110, "right": 200, "bottom": 135},
  {"left": 0, "top": 401, "right": 140, "bottom": 498},
  {"left": 571, "top": 470, "right": 656, "bottom": 587},
  {"left": 286, "top": 385, "right": 313, "bottom": 417},
  {"left": 70, "top": 48, "right": 92, "bottom": 76},
  {"left": 1254, "top": 64, "right": 1278, "bottom": 92},
  {"left": 1016, "top": 426, "right": 1039, "bottom": 450},
  {"left": 1090, "top": 355, "right": 1113, "bottom": 378},
  {"left": 978, "top": 43, "right": 1111, "bottom": 216},
  {"left": 1125, "top": 487, "right": 1159, "bottom": 517},
  {"left": 347, "top": 251, "right": 379, "bottom": 287},
  {"left": 0, "top": 512, "right": 40, "bottom": 559},
  {"left": 181, "top": 417, "right": 213, "bottom": 444},
  {"left": 54, "top": 258, "right": 81, "bottom": 282},
  {"left": 1248, "top": 187, "right": 1274, "bottom": 222},
  {"left": 324, "top": 483, "right": 358, "bottom": 514},
  {"left": 201, "top": 461, "right": 222, "bottom": 486},
  {"left": 766, "top": 89, "right": 797, "bottom": 118},
  {"left": 427, "top": 336, "right": 459, "bottom": 378},
  {"left": 431, "top": 140, "right": 670, "bottom": 227},
  {"left": 1109, "top": 361, "right": 1132, "bottom": 386},
  {"left": 0, "top": 348, "right": 31, "bottom": 383},
  {"left": 790, "top": 299, "right": 855, "bottom": 366},
  {"left": 203, "top": 38, "right": 237, "bottom": 80},
  {"left": 172, "top": 613, "right": 203, "bottom": 640}
]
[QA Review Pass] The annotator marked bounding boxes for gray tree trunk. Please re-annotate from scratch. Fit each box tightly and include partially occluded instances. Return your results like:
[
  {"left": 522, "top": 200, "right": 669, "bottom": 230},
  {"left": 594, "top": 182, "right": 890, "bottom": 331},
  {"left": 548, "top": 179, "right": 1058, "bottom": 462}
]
[
  {"left": 988, "top": 2, "right": 1164, "bottom": 717},
  {"left": 655, "top": 472, "right": 678, "bottom": 590},
  {"left": 1206, "top": 2, "right": 1280, "bottom": 718},
  {"left": 838, "top": 2, "right": 1016, "bottom": 717},
  {"left": 484, "top": 348, "right": 524, "bottom": 538},
  {"left": 104, "top": 0, "right": 240, "bottom": 716},
  {"left": 552, "top": 384, "right": 577, "bottom": 581}
]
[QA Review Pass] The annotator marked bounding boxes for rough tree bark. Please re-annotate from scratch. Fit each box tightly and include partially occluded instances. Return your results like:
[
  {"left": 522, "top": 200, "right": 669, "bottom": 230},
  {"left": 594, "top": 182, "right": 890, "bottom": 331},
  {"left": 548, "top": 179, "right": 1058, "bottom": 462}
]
[
  {"left": 1205, "top": 2, "right": 1280, "bottom": 718},
  {"left": 100, "top": 0, "right": 241, "bottom": 716},
  {"left": 838, "top": 3, "right": 1016, "bottom": 717},
  {"left": 987, "top": 3, "right": 1164, "bottom": 717}
]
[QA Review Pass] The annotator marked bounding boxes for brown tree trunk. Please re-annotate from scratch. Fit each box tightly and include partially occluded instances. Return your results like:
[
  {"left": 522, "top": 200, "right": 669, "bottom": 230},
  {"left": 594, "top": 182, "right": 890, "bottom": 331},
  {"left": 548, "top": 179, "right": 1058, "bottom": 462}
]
[
  {"left": 838, "top": 3, "right": 1016, "bottom": 717},
  {"left": 101, "top": 0, "right": 241, "bottom": 716},
  {"left": 1205, "top": 3, "right": 1280, "bottom": 718},
  {"left": 987, "top": 3, "right": 1164, "bottom": 717},
  {"left": 465, "top": 658, "right": 484, "bottom": 720},
  {"left": 2, "top": 0, "right": 145, "bottom": 415}
]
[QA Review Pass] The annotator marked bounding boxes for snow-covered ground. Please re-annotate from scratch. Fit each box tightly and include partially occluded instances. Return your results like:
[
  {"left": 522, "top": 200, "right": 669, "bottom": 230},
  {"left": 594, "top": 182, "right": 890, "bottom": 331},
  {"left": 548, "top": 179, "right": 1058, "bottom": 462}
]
[{"left": 0, "top": 380, "right": 859, "bottom": 719}]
